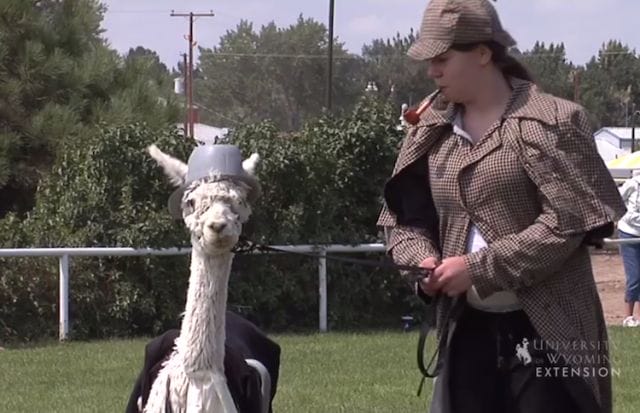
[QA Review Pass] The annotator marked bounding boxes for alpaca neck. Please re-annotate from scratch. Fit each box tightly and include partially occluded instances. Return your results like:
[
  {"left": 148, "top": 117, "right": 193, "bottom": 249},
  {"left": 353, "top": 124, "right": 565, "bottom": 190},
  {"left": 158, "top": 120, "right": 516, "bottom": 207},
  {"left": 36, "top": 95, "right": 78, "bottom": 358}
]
[{"left": 179, "top": 249, "right": 233, "bottom": 375}]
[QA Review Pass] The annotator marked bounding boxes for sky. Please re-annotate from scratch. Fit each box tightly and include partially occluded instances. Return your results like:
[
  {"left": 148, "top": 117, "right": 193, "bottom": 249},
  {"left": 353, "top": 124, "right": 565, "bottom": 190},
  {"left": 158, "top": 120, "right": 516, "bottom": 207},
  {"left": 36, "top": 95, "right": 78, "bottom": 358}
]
[{"left": 101, "top": 0, "right": 640, "bottom": 70}]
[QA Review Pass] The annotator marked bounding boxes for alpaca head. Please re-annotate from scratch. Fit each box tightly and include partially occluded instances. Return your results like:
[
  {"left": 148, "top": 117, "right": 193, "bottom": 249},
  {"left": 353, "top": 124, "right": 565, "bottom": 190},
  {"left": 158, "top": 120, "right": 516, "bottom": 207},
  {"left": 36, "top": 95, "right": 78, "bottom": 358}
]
[{"left": 147, "top": 144, "right": 260, "bottom": 255}]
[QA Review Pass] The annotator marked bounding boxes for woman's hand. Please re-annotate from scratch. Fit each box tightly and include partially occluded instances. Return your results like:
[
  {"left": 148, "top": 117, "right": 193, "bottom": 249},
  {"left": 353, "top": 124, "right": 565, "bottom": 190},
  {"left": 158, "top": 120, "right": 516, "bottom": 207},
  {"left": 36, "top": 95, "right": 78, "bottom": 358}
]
[
  {"left": 433, "top": 256, "right": 472, "bottom": 297},
  {"left": 417, "top": 257, "right": 440, "bottom": 296}
]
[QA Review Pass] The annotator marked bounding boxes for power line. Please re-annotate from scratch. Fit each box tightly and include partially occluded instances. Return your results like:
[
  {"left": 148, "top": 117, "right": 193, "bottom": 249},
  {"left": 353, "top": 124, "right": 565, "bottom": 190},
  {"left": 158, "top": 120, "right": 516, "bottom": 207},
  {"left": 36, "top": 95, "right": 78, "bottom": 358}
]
[
  {"left": 107, "top": 10, "right": 168, "bottom": 14},
  {"left": 106, "top": 10, "right": 639, "bottom": 61},
  {"left": 204, "top": 52, "right": 360, "bottom": 59},
  {"left": 518, "top": 51, "right": 638, "bottom": 57},
  {"left": 108, "top": 9, "right": 254, "bottom": 20},
  {"left": 195, "top": 51, "right": 639, "bottom": 64},
  {"left": 194, "top": 102, "right": 241, "bottom": 126},
  {"left": 109, "top": 10, "right": 222, "bottom": 14}
]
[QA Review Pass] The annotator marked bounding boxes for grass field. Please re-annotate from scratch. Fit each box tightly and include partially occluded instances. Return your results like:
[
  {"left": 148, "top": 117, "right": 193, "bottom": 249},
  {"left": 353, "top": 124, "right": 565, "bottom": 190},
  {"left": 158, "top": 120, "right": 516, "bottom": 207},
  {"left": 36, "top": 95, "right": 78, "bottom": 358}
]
[{"left": 1, "top": 328, "right": 639, "bottom": 412}]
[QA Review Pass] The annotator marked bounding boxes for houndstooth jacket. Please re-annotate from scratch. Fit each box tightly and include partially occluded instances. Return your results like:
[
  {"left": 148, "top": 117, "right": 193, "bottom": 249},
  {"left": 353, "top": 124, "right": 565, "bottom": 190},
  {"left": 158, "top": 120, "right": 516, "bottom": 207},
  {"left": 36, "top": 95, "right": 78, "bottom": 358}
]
[{"left": 378, "top": 78, "right": 625, "bottom": 412}]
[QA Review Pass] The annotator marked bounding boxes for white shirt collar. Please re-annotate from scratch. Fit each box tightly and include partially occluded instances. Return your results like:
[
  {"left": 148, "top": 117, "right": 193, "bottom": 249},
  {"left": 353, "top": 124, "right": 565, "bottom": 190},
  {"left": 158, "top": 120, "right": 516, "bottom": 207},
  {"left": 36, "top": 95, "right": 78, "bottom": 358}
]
[{"left": 452, "top": 110, "right": 473, "bottom": 143}]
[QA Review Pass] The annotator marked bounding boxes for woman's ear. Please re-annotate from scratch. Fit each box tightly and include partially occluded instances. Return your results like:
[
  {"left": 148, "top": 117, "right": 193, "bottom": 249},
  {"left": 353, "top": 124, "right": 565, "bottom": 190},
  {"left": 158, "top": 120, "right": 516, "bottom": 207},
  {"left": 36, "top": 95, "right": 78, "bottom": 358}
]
[{"left": 477, "top": 44, "right": 493, "bottom": 66}]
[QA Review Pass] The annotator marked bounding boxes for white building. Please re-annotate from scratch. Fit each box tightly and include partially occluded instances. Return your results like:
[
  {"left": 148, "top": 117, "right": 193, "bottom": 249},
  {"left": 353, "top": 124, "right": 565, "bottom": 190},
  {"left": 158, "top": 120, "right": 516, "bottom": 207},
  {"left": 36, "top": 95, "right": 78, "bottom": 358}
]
[
  {"left": 593, "top": 127, "right": 640, "bottom": 162},
  {"left": 176, "top": 123, "right": 231, "bottom": 144}
]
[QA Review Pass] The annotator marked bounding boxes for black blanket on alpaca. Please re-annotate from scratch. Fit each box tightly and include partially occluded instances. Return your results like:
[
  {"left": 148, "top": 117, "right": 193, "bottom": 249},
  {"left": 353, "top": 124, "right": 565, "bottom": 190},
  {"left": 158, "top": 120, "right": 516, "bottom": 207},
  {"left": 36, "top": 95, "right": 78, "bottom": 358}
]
[{"left": 125, "top": 311, "right": 280, "bottom": 413}]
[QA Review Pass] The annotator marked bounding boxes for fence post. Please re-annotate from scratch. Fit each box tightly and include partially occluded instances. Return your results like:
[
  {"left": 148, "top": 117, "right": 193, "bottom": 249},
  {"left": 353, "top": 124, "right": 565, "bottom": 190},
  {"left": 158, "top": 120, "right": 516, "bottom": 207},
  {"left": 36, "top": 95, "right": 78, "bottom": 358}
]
[
  {"left": 318, "top": 247, "right": 327, "bottom": 333},
  {"left": 59, "top": 254, "right": 69, "bottom": 341}
]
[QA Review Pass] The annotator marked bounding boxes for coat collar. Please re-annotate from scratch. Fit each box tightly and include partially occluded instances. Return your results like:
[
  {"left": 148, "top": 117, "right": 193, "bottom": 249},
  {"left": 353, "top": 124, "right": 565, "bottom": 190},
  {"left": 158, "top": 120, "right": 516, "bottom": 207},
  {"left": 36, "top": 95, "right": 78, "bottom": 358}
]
[
  {"left": 503, "top": 78, "right": 557, "bottom": 125},
  {"left": 416, "top": 78, "right": 558, "bottom": 128}
]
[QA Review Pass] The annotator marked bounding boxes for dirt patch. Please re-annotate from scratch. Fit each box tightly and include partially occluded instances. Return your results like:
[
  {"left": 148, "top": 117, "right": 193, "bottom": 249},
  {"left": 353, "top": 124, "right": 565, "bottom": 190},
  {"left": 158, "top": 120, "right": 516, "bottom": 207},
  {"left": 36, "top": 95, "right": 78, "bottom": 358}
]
[{"left": 591, "top": 251, "right": 627, "bottom": 326}]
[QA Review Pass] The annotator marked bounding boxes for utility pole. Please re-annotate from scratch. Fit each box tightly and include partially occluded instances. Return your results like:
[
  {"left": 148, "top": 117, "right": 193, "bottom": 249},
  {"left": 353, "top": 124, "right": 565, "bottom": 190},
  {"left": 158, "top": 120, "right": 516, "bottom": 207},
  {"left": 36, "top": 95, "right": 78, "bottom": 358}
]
[
  {"left": 326, "top": 0, "right": 335, "bottom": 111},
  {"left": 633, "top": 103, "right": 638, "bottom": 153},
  {"left": 573, "top": 69, "right": 581, "bottom": 103},
  {"left": 182, "top": 52, "right": 188, "bottom": 135},
  {"left": 171, "top": 10, "right": 215, "bottom": 139}
]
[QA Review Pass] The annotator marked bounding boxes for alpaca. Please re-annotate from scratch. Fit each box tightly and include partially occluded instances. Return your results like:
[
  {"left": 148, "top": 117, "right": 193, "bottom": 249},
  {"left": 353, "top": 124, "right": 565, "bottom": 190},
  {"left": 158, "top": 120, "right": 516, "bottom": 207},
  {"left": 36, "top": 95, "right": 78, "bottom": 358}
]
[{"left": 143, "top": 143, "right": 260, "bottom": 413}]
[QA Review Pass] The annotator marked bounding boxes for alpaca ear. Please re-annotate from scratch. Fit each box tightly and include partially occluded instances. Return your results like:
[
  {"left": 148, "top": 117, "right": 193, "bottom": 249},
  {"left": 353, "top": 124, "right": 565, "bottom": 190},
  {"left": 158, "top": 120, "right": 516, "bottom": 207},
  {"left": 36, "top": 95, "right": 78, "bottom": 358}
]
[
  {"left": 147, "top": 144, "right": 188, "bottom": 186},
  {"left": 242, "top": 153, "right": 260, "bottom": 176}
]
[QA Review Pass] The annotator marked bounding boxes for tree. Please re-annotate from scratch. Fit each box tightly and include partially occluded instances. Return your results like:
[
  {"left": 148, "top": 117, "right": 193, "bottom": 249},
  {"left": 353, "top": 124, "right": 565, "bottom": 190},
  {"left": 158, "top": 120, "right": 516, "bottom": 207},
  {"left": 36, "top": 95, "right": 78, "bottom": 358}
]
[
  {"left": 0, "top": 123, "right": 193, "bottom": 340},
  {"left": 195, "top": 16, "right": 364, "bottom": 131},
  {"left": 97, "top": 46, "right": 181, "bottom": 127},
  {"left": 580, "top": 40, "right": 640, "bottom": 127},
  {"left": 0, "top": 1, "right": 180, "bottom": 219},
  {"left": 514, "top": 42, "right": 574, "bottom": 100},
  {"left": 361, "top": 30, "right": 436, "bottom": 112},
  {"left": 0, "top": 0, "right": 104, "bottom": 216},
  {"left": 125, "top": 46, "right": 171, "bottom": 82}
]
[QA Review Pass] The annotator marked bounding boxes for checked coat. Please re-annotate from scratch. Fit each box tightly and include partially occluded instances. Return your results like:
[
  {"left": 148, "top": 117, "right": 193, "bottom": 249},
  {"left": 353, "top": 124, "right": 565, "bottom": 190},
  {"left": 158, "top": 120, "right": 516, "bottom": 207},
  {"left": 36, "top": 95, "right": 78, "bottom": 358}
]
[{"left": 378, "top": 78, "right": 626, "bottom": 413}]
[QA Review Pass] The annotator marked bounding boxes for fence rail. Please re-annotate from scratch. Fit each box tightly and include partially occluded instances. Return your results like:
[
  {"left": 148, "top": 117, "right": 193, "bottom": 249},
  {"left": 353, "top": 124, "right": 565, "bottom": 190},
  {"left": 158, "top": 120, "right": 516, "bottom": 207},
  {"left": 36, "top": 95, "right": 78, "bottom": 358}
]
[
  {"left": 0, "top": 238, "right": 634, "bottom": 341},
  {"left": 0, "top": 243, "right": 387, "bottom": 340}
]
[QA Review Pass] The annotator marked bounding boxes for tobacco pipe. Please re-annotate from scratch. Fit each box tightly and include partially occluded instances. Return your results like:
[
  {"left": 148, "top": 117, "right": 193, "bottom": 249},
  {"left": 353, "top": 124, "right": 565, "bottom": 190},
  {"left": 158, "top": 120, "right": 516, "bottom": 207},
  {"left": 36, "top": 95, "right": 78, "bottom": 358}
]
[{"left": 402, "top": 89, "right": 442, "bottom": 126}]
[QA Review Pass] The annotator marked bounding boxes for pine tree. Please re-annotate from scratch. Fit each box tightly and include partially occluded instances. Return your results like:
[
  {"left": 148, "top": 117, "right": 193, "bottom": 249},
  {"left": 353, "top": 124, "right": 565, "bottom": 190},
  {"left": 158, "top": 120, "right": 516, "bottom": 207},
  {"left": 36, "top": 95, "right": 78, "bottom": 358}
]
[{"left": 0, "top": 0, "right": 179, "bottom": 218}]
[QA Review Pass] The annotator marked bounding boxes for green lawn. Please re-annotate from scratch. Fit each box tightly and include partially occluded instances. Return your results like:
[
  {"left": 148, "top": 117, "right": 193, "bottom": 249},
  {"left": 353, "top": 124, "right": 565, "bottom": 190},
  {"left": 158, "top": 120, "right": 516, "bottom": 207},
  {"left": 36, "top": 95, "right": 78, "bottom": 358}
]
[{"left": 1, "top": 328, "right": 638, "bottom": 412}]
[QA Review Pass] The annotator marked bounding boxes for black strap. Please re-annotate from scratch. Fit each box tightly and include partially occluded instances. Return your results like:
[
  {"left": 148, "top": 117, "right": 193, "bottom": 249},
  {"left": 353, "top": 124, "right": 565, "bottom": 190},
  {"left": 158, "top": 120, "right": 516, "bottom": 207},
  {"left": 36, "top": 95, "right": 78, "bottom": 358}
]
[
  {"left": 233, "top": 237, "right": 429, "bottom": 281},
  {"left": 416, "top": 296, "right": 464, "bottom": 396},
  {"left": 234, "top": 236, "right": 461, "bottom": 397}
]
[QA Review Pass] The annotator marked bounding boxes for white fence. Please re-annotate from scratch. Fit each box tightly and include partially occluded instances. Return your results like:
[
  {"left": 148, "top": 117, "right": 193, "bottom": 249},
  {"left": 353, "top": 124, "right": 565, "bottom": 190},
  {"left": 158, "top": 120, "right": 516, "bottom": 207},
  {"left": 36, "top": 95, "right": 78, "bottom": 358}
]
[
  {"left": 0, "top": 238, "right": 635, "bottom": 341},
  {"left": 0, "top": 243, "right": 387, "bottom": 340}
]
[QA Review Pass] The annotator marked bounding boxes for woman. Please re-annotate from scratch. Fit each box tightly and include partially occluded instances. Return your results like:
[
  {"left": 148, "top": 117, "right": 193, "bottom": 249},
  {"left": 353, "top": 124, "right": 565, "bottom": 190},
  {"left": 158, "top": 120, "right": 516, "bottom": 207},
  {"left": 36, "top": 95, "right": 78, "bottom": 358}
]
[
  {"left": 618, "top": 170, "right": 640, "bottom": 327},
  {"left": 378, "top": 0, "right": 625, "bottom": 412}
]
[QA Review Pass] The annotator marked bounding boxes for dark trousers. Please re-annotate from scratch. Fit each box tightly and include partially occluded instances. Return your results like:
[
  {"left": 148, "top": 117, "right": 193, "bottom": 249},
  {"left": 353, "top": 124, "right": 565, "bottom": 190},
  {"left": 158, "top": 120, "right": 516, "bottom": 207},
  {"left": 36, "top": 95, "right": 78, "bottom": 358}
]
[{"left": 448, "top": 305, "right": 600, "bottom": 413}]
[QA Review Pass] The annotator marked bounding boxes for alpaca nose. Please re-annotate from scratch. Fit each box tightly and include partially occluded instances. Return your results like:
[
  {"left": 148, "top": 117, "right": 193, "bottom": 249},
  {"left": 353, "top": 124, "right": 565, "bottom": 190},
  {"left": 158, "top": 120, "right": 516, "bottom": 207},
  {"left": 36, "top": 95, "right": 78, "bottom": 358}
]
[{"left": 208, "top": 222, "right": 227, "bottom": 233}]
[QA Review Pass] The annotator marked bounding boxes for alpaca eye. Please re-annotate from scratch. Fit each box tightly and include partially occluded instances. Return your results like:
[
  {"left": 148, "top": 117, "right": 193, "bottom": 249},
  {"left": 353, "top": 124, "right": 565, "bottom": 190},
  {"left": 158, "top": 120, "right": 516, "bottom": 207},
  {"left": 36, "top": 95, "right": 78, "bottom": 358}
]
[{"left": 185, "top": 199, "right": 195, "bottom": 210}]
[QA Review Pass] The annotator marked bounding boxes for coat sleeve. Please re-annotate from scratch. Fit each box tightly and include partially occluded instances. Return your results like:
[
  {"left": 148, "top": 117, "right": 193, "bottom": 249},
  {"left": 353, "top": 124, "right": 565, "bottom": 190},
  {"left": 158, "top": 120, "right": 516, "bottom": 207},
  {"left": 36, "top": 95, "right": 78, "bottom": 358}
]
[
  {"left": 619, "top": 179, "right": 635, "bottom": 201},
  {"left": 464, "top": 193, "right": 585, "bottom": 297},
  {"left": 618, "top": 179, "right": 640, "bottom": 229},
  {"left": 378, "top": 153, "right": 441, "bottom": 283},
  {"left": 464, "top": 104, "right": 625, "bottom": 297},
  {"left": 514, "top": 105, "right": 625, "bottom": 239},
  {"left": 388, "top": 225, "right": 440, "bottom": 276}
]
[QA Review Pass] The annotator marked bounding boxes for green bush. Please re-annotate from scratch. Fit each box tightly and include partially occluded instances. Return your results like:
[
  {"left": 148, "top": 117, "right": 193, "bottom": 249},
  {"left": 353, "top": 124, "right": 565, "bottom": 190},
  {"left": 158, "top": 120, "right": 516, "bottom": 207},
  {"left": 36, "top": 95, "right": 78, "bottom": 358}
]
[
  {"left": 1, "top": 123, "right": 192, "bottom": 341},
  {"left": 0, "top": 97, "right": 424, "bottom": 342}
]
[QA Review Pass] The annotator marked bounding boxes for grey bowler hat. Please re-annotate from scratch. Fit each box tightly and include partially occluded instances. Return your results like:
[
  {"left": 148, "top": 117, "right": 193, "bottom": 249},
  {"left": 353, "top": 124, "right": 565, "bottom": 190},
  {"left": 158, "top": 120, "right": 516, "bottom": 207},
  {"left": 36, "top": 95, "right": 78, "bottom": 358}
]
[{"left": 167, "top": 144, "right": 261, "bottom": 218}]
